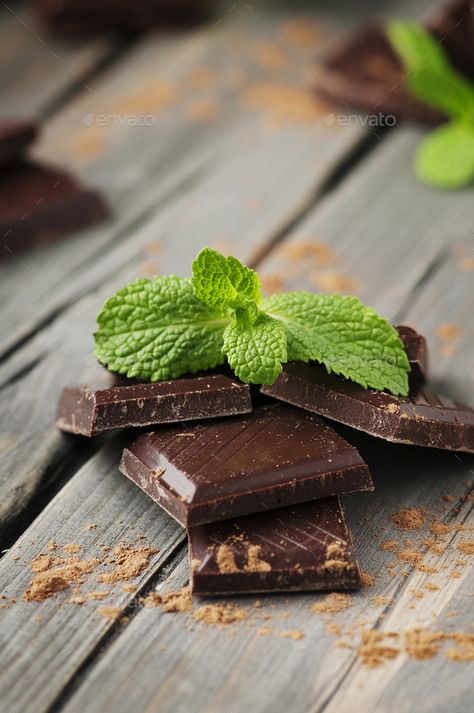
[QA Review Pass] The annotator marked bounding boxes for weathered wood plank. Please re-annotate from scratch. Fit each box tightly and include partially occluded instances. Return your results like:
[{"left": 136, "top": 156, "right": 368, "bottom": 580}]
[
  {"left": 0, "top": 1, "right": 118, "bottom": 117},
  {"left": 0, "top": 440, "right": 185, "bottom": 713},
  {"left": 56, "top": 248, "right": 474, "bottom": 713}
]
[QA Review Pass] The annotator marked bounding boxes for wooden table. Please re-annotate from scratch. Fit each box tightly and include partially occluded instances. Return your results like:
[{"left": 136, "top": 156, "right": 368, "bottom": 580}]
[{"left": 1, "top": 1, "right": 473, "bottom": 712}]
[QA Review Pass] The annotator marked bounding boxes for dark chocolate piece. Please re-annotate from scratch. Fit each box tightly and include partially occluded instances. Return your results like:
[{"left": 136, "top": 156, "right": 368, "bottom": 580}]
[
  {"left": 34, "top": 0, "right": 208, "bottom": 36},
  {"left": 0, "top": 162, "right": 107, "bottom": 261},
  {"left": 429, "top": 0, "right": 474, "bottom": 81},
  {"left": 314, "top": 23, "right": 443, "bottom": 125},
  {"left": 120, "top": 403, "right": 373, "bottom": 527},
  {"left": 57, "top": 374, "right": 252, "bottom": 436},
  {"left": 189, "top": 497, "right": 363, "bottom": 595},
  {"left": 315, "top": 1, "right": 474, "bottom": 124},
  {"left": 261, "top": 363, "right": 474, "bottom": 453},
  {"left": 0, "top": 119, "right": 38, "bottom": 166},
  {"left": 396, "top": 324, "right": 428, "bottom": 391}
]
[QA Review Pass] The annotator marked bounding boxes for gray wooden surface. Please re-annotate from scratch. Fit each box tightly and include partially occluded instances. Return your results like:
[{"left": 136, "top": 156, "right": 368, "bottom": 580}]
[{"left": 1, "top": 1, "right": 473, "bottom": 712}]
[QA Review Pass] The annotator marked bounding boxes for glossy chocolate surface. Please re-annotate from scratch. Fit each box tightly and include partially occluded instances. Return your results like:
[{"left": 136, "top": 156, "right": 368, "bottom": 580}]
[
  {"left": 262, "top": 363, "right": 474, "bottom": 453},
  {"left": 120, "top": 403, "right": 373, "bottom": 527},
  {"left": 57, "top": 374, "right": 252, "bottom": 436},
  {"left": 189, "top": 496, "right": 363, "bottom": 595}
]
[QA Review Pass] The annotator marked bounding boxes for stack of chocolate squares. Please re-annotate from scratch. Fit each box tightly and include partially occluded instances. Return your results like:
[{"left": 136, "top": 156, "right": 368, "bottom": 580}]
[
  {"left": 57, "top": 325, "right": 474, "bottom": 596},
  {"left": 0, "top": 119, "right": 107, "bottom": 262}
]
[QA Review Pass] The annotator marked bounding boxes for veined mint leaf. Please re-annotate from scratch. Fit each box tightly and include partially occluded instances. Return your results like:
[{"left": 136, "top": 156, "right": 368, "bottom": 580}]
[
  {"left": 192, "top": 247, "right": 261, "bottom": 315},
  {"left": 94, "top": 276, "right": 229, "bottom": 381},
  {"left": 387, "top": 21, "right": 474, "bottom": 123},
  {"left": 415, "top": 122, "right": 474, "bottom": 188},
  {"left": 263, "top": 292, "right": 410, "bottom": 395},
  {"left": 223, "top": 313, "right": 287, "bottom": 384}
]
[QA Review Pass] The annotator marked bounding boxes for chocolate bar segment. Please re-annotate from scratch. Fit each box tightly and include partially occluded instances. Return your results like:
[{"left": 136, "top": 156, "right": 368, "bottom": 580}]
[
  {"left": 396, "top": 324, "right": 428, "bottom": 391},
  {"left": 189, "top": 497, "right": 363, "bottom": 595},
  {"left": 261, "top": 363, "right": 474, "bottom": 453},
  {"left": 120, "top": 404, "right": 373, "bottom": 527},
  {"left": 0, "top": 119, "right": 38, "bottom": 167},
  {"left": 314, "top": 24, "right": 443, "bottom": 125},
  {"left": 0, "top": 162, "right": 107, "bottom": 260},
  {"left": 57, "top": 374, "right": 252, "bottom": 436}
]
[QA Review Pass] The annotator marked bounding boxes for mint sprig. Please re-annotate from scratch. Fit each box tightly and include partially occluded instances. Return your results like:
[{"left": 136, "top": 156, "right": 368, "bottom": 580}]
[
  {"left": 94, "top": 248, "right": 410, "bottom": 395},
  {"left": 387, "top": 21, "right": 474, "bottom": 188}
]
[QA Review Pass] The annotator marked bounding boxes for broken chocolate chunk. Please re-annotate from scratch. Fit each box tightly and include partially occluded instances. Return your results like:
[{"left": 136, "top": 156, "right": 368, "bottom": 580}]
[
  {"left": 57, "top": 374, "right": 252, "bottom": 436},
  {"left": 120, "top": 403, "right": 373, "bottom": 527},
  {"left": 261, "top": 363, "right": 474, "bottom": 453},
  {"left": 189, "top": 496, "right": 363, "bottom": 595}
]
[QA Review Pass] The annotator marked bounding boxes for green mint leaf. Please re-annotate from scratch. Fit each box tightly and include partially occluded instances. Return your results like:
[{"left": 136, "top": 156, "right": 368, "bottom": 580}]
[
  {"left": 387, "top": 21, "right": 474, "bottom": 123},
  {"left": 94, "top": 276, "right": 229, "bottom": 381},
  {"left": 223, "top": 313, "right": 287, "bottom": 384},
  {"left": 192, "top": 247, "right": 261, "bottom": 315},
  {"left": 263, "top": 292, "right": 410, "bottom": 395},
  {"left": 415, "top": 122, "right": 474, "bottom": 188}
]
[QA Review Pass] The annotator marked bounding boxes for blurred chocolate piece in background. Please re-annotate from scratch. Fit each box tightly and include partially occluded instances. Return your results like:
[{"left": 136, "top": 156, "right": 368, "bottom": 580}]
[
  {"left": 0, "top": 119, "right": 38, "bottom": 167},
  {"left": 34, "top": 0, "right": 209, "bottom": 36},
  {"left": 0, "top": 163, "right": 107, "bottom": 261},
  {"left": 315, "top": 0, "right": 474, "bottom": 124}
]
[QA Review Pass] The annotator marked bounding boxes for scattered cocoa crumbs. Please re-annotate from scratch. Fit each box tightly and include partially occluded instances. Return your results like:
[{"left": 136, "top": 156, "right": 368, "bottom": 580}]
[
  {"left": 69, "top": 595, "right": 86, "bottom": 605},
  {"left": 380, "top": 539, "right": 400, "bottom": 552},
  {"left": 190, "top": 559, "right": 201, "bottom": 573},
  {"left": 23, "top": 555, "right": 100, "bottom": 602},
  {"left": 280, "top": 241, "right": 337, "bottom": 266},
  {"left": 441, "top": 494, "right": 454, "bottom": 502},
  {"left": 87, "top": 591, "right": 110, "bottom": 601},
  {"left": 260, "top": 272, "right": 285, "bottom": 294},
  {"left": 243, "top": 84, "right": 324, "bottom": 126},
  {"left": 312, "top": 271, "right": 358, "bottom": 294},
  {"left": 429, "top": 521, "right": 451, "bottom": 535},
  {"left": 121, "top": 584, "right": 136, "bottom": 593},
  {"left": 457, "top": 540, "right": 474, "bottom": 555},
  {"left": 311, "top": 593, "right": 351, "bottom": 614},
  {"left": 99, "top": 606, "right": 122, "bottom": 620},
  {"left": 390, "top": 508, "right": 426, "bottom": 530},
  {"left": 142, "top": 586, "right": 192, "bottom": 613},
  {"left": 404, "top": 629, "right": 444, "bottom": 659},
  {"left": 245, "top": 545, "right": 271, "bottom": 573},
  {"left": 85, "top": 523, "right": 97, "bottom": 531},
  {"left": 98, "top": 545, "right": 157, "bottom": 584},
  {"left": 360, "top": 571, "right": 375, "bottom": 587},
  {"left": 358, "top": 631, "right": 399, "bottom": 667},
  {"left": 193, "top": 603, "right": 247, "bottom": 626},
  {"left": 396, "top": 549, "right": 424, "bottom": 566},
  {"left": 280, "top": 629, "right": 304, "bottom": 641},
  {"left": 216, "top": 544, "right": 239, "bottom": 574},
  {"left": 371, "top": 595, "right": 391, "bottom": 607},
  {"left": 446, "top": 633, "right": 474, "bottom": 661},
  {"left": 63, "top": 544, "right": 81, "bottom": 554}
]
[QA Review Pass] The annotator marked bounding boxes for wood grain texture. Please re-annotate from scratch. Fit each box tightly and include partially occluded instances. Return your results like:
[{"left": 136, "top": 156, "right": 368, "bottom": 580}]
[{"left": 0, "top": 440, "right": 185, "bottom": 713}]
